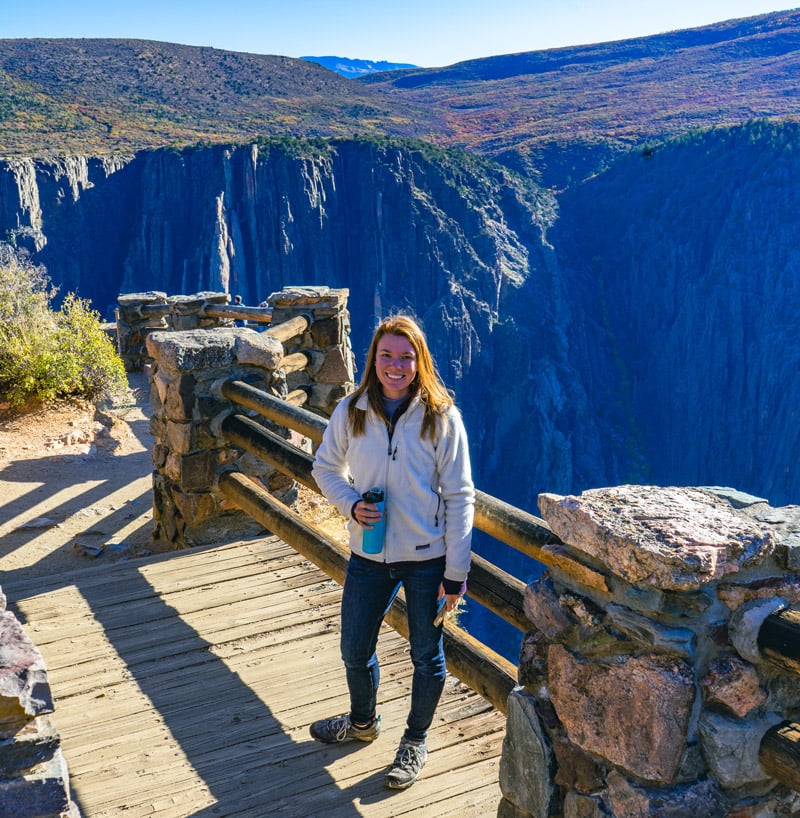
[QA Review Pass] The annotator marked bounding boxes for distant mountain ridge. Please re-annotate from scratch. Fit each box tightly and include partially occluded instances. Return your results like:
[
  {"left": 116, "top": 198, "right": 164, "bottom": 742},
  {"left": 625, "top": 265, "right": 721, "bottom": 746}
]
[
  {"left": 362, "top": 8, "right": 800, "bottom": 183},
  {"left": 0, "top": 38, "right": 438, "bottom": 158},
  {"left": 300, "top": 56, "right": 417, "bottom": 77}
]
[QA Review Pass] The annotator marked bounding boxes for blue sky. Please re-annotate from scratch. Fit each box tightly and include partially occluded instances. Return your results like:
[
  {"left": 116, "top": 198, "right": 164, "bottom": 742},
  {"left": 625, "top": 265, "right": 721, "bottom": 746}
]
[{"left": 2, "top": 1, "right": 796, "bottom": 67}]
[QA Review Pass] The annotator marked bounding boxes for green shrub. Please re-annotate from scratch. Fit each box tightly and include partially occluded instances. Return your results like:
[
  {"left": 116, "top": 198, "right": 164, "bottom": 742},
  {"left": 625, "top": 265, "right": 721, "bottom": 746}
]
[
  {"left": 54, "top": 293, "right": 128, "bottom": 403},
  {"left": 0, "top": 245, "right": 127, "bottom": 409}
]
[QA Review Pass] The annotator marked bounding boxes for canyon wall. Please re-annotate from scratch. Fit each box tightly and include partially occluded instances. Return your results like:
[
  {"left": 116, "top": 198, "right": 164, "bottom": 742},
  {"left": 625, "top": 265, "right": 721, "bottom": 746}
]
[
  {"left": 1, "top": 130, "right": 797, "bottom": 581},
  {"left": 553, "top": 122, "right": 800, "bottom": 510}
]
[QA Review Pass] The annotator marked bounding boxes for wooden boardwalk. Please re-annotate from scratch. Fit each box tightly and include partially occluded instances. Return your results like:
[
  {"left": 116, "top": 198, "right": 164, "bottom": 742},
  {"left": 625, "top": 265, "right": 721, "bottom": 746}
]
[{"left": 5, "top": 535, "right": 507, "bottom": 818}]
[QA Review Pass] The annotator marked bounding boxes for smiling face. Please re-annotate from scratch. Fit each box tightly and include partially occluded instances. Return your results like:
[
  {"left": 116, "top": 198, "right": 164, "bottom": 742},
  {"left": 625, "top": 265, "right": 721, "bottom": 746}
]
[{"left": 375, "top": 333, "right": 418, "bottom": 399}]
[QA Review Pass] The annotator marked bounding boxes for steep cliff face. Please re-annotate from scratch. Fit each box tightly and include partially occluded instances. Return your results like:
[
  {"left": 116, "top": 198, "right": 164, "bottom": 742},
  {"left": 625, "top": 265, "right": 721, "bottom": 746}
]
[
  {"left": 0, "top": 127, "right": 797, "bottom": 528},
  {"left": 553, "top": 122, "right": 800, "bottom": 507},
  {"left": 0, "top": 154, "right": 138, "bottom": 310},
  {"left": 0, "top": 140, "right": 598, "bottom": 519}
]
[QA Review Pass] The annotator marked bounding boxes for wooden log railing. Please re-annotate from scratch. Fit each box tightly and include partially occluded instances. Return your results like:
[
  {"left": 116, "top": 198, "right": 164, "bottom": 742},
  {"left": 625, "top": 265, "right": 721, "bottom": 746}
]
[
  {"left": 217, "top": 399, "right": 531, "bottom": 640},
  {"left": 221, "top": 380, "right": 325, "bottom": 443},
  {"left": 221, "top": 384, "right": 562, "bottom": 554},
  {"left": 138, "top": 300, "right": 274, "bottom": 324},
  {"left": 760, "top": 721, "right": 800, "bottom": 793},
  {"left": 216, "top": 379, "right": 531, "bottom": 713},
  {"left": 217, "top": 469, "right": 517, "bottom": 714},
  {"left": 202, "top": 303, "right": 272, "bottom": 323},
  {"left": 758, "top": 606, "right": 800, "bottom": 675},
  {"left": 263, "top": 312, "right": 312, "bottom": 344},
  {"left": 217, "top": 375, "right": 800, "bottom": 784},
  {"left": 757, "top": 606, "right": 800, "bottom": 789}
]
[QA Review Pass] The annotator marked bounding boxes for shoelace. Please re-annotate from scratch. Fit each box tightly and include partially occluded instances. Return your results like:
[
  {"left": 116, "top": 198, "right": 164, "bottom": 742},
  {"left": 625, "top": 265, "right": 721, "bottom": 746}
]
[
  {"left": 331, "top": 716, "right": 349, "bottom": 741},
  {"left": 394, "top": 743, "right": 425, "bottom": 768}
]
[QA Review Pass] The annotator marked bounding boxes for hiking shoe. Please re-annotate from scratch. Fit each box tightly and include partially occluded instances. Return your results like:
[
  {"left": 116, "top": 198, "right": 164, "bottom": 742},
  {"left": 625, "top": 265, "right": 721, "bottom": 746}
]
[
  {"left": 384, "top": 738, "right": 428, "bottom": 789},
  {"left": 309, "top": 714, "right": 381, "bottom": 744}
]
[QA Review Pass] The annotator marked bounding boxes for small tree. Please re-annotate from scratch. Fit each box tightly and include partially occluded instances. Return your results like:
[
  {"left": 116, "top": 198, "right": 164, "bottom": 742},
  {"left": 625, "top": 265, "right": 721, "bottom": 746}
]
[{"left": 0, "top": 245, "right": 127, "bottom": 409}]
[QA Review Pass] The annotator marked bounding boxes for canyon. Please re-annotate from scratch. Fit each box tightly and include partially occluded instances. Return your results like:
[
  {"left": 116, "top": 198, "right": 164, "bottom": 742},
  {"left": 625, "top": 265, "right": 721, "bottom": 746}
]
[
  {"left": 1, "top": 13, "right": 799, "bottom": 597},
  {"left": 2, "top": 125, "right": 797, "bottom": 528}
]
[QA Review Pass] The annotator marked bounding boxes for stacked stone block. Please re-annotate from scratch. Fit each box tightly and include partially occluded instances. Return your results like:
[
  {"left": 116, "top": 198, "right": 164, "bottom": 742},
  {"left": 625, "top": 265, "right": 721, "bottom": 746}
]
[
  {"left": 144, "top": 286, "right": 353, "bottom": 550},
  {"left": 499, "top": 485, "right": 800, "bottom": 818},
  {"left": 266, "top": 286, "right": 355, "bottom": 416},
  {"left": 116, "top": 290, "right": 235, "bottom": 372},
  {"left": 0, "top": 597, "right": 79, "bottom": 817}
]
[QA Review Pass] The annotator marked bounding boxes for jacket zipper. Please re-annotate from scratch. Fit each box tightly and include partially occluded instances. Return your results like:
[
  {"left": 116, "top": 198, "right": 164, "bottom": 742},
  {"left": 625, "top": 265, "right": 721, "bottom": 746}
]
[{"left": 381, "top": 416, "right": 396, "bottom": 563}]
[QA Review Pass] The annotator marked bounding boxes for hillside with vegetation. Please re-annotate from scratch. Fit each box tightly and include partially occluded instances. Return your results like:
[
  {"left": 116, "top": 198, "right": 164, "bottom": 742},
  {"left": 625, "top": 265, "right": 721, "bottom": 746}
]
[
  {"left": 0, "top": 245, "right": 126, "bottom": 409},
  {"left": 364, "top": 9, "right": 800, "bottom": 183},
  {"left": 3, "top": 9, "right": 800, "bottom": 187},
  {"left": 0, "top": 38, "right": 440, "bottom": 157}
]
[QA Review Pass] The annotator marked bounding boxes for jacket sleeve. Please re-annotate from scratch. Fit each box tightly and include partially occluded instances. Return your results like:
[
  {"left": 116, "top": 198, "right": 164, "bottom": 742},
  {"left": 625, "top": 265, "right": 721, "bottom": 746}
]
[
  {"left": 311, "top": 398, "right": 362, "bottom": 520},
  {"left": 436, "top": 407, "right": 475, "bottom": 584}
]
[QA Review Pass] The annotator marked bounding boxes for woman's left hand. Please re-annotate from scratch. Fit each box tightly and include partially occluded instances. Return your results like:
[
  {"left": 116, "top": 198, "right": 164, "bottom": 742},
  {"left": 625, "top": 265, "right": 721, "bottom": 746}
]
[{"left": 438, "top": 588, "right": 462, "bottom": 614}]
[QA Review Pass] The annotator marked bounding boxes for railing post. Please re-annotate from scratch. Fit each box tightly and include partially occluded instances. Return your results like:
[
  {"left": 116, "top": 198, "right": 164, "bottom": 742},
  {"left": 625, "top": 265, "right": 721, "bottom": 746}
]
[
  {"left": 145, "top": 326, "right": 284, "bottom": 549},
  {"left": 263, "top": 286, "right": 354, "bottom": 417},
  {"left": 117, "top": 290, "right": 236, "bottom": 372},
  {"left": 116, "top": 291, "right": 169, "bottom": 371}
]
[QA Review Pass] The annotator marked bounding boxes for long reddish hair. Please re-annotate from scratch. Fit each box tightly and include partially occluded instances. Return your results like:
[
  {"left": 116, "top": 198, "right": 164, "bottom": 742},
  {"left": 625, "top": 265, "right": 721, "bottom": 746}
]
[{"left": 348, "top": 314, "right": 453, "bottom": 439}]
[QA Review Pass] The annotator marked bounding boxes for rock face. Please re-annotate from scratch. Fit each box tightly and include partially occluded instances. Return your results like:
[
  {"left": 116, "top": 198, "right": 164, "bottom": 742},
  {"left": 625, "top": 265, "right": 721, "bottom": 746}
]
[
  {"left": 0, "top": 609, "right": 78, "bottom": 817},
  {"left": 0, "top": 139, "right": 576, "bottom": 513},
  {"left": 1, "top": 124, "right": 799, "bottom": 524},
  {"left": 552, "top": 122, "right": 800, "bottom": 509},
  {"left": 548, "top": 646, "right": 696, "bottom": 782},
  {"left": 538, "top": 485, "right": 776, "bottom": 591}
]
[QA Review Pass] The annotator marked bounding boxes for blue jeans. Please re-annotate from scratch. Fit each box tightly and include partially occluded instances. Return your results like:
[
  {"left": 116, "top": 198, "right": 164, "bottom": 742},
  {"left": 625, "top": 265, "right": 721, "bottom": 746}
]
[{"left": 340, "top": 554, "right": 446, "bottom": 744}]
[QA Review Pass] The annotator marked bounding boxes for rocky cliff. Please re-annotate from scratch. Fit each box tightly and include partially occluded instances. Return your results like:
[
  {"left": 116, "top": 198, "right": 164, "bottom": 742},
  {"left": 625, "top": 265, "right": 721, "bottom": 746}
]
[
  {"left": 553, "top": 121, "right": 800, "bottom": 510},
  {"left": 0, "top": 129, "right": 797, "bottom": 557},
  {"left": 0, "top": 140, "right": 579, "bottom": 514}
]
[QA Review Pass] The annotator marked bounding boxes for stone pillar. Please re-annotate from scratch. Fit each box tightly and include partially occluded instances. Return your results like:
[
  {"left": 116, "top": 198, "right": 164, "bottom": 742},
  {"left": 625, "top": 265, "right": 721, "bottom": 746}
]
[
  {"left": 0, "top": 606, "right": 79, "bottom": 817},
  {"left": 145, "top": 286, "right": 353, "bottom": 550},
  {"left": 116, "top": 291, "right": 168, "bottom": 372},
  {"left": 264, "top": 285, "right": 354, "bottom": 416},
  {"left": 500, "top": 485, "right": 800, "bottom": 818}
]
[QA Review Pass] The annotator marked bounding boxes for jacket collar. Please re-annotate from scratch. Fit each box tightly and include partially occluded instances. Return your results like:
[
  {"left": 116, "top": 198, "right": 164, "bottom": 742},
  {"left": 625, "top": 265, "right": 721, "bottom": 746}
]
[{"left": 354, "top": 389, "right": 422, "bottom": 414}]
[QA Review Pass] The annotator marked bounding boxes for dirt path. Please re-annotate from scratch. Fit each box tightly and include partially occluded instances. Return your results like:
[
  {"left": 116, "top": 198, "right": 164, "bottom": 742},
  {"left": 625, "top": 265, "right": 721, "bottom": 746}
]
[
  {"left": 0, "top": 372, "right": 156, "bottom": 584},
  {"left": 0, "top": 372, "right": 347, "bottom": 589}
]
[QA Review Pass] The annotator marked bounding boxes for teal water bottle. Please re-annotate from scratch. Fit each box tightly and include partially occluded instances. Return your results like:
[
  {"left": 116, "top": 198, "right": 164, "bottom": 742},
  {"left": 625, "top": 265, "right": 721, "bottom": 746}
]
[{"left": 361, "top": 488, "right": 385, "bottom": 554}]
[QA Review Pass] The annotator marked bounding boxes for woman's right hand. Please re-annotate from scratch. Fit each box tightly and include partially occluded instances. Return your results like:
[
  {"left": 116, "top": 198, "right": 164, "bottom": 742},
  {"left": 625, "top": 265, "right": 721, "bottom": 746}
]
[{"left": 353, "top": 500, "right": 383, "bottom": 530}]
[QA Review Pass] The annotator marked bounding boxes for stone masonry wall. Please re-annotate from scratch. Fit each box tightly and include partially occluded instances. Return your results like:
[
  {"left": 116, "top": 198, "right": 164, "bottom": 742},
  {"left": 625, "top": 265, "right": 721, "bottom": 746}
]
[
  {"left": 0, "top": 592, "right": 79, "bottom": 817},
  {"left": 499, "top": 485, "right": 800, "bottom": 818},
  {"left": 144, "top": 286, "right": 353, "bottom": 550}
]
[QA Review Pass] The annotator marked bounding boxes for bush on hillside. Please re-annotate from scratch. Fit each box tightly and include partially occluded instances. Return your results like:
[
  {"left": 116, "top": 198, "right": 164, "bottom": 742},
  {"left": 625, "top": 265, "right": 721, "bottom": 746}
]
[{"left": 0, "top": 245, "right": 127, "bottom": 409}]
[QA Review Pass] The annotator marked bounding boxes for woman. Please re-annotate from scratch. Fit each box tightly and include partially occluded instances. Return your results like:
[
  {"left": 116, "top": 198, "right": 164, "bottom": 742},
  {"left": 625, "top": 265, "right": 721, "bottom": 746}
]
[{"left": 310, "top": 314, "right": 474, "bottom": 790}]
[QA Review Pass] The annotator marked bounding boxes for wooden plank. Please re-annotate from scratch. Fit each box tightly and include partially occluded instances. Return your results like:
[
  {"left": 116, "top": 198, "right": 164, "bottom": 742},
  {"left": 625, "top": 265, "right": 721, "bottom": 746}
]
[
  {"left": 5, "top": 536, "right": 293, "bottom": 599},
  {"left": 6, "top": 536, "right": 505, "bottom": 817}
]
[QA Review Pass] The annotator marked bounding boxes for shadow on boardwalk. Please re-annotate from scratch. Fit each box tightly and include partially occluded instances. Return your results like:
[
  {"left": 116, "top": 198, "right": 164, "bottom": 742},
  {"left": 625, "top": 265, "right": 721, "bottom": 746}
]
[{"left": 6, "top": 532, "right": 504, "bottom": 818}]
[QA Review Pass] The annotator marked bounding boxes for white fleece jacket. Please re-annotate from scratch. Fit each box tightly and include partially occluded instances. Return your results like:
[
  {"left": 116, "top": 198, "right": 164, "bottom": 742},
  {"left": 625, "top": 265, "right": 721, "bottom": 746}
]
[{"left": 311, "top": 392, "right": 475, "bottom": 583}]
